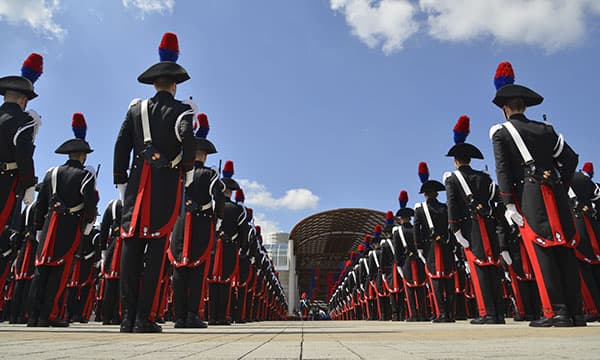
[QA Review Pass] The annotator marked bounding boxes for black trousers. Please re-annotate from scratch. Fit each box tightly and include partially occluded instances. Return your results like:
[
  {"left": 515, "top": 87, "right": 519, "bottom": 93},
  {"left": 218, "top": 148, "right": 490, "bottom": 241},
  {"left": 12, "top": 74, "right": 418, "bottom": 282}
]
[
  {"left": 30, "top": 264, "right": 69, "bottom": 321},
  {"left": 579, "top": 261, "right": 600, "bottom": 316},
  {"left": 406, "top": 286, "right": 427, "bottom": 320},
  {"left": 525, "top": 244, "right": 582, "bottom": 317},
  {"left": 367, "top": 299, "right": 378, "bottom": 320},
  {"left": 513, "top": 279, "right": 541, "bottom": 318},
  {"left": 378, "top": 295, "right": 391, "bottom": 320},
  {"left": 431, "top": 278, "right": 455, "bottom": 318},
  {"left": 172, "top": 265, "right": 205, "bottom": 320},
  {"left": 120, "top": 236, "right": 168, "bottom": 322},
  {"left": 10, "top": 279, "right": 32, "bottom": 322},
  {"left": 102, "top": 278, "right": 120, "bottom": 322},
  {"left": 471, "top": 264, "right": 504, "bottom": 318},
  {"left": 208, "top": 282, "right": 231, "bottom": 322}
]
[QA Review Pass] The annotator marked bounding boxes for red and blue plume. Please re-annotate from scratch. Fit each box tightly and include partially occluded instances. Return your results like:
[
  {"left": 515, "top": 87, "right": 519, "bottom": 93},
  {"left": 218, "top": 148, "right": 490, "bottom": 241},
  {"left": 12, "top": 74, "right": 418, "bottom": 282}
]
[
  {"left": 357, "top": 244, "right": 365, "bottom": 252},
  {"left": 21, "top": 53, "right": 43, "bottom": 84},
  {"left": 418, "top": 162, "right": 429, "bottom": 183},
  {"left": 255, "top": 225, "right": 261, "bottom": 235},
  {"left": 158, "top": 32, "right": 179, "bottom": 62},
  {"left": 246, "top": 207, "right": 253, "bottom": 220},
  {"left": 350, "top": 251, "right": 356, "bottom": 259},
  {"left": 386, "top": 210, "right": 394, "bottom": 225},
  {"left": 453, "top": 115, "right": 470, "bottom": 144},
  {"left": 373, "top": 224, "right": 382, "bottom": 236},
  {"left": 494, "top": 61, "right": 515, "bottom": 90},
  {"left": 222, "top": 160, "right": 234, "bottom": 178},
  {"left": 583, "top": 162, "right": 594, "bottom": 178},
  {"left": 194, "top": 113, "right": 209, "bottom": 139},
  {"left": 398, "top": 190, "right": 408, "bottom": 209},
  {"left": 364, "top": 234, "right": 371, "bottom": 244},
  {"left": 235, "top": 188, "right": 245, "bottom": 203},
  {"left": 71, "top": 113, "right": 87, "bottom": 140}
]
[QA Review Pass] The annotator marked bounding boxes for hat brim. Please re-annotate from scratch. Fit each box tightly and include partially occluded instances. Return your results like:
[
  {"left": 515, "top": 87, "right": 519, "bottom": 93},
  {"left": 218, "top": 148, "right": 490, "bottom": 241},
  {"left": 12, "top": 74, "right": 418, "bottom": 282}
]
[
  {"left": 55, "top": 139, "right": 94, "bottom": 154},
  {"left": 493, "top": 84, "right": 543, "bottom": 108},
  {"left": 419, "top": 180, "right": 446, "bottom": 194},
  {"left": 395, "top": 208, "right": 415, "bottom": 218},
  {"left": 0, "top": 76, "right": 38, "bottom": 100},
  {"left": 196, "top": 138, "right": 217, "bottom": 154},
  {"left": 137, "top": 62, "right": 190, "bottom": 85},
  {"left": 446, "top": 143, "right": 484, "bottom": 160},
  {"left": 222, "top": 177, "right": 240, "bottom": 191}
]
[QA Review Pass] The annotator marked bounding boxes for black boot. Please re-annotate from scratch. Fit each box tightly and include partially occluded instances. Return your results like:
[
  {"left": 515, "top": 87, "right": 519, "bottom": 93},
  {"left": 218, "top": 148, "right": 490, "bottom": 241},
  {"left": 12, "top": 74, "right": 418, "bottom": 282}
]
[
  {"left": 470, "top": 315, "right": 497, "bottom": 325},
  {"left": 173, "top": 318, "right": 186, "bottom": 328},
  {"left": 431, "top": 314, "right": 447, "bottom": 323},
  {"left": 186, "top": 312, "right": 208, "bottom": 328},
  {"left": 120, "top": 311, "right": 135, "bottom": 333},
  {"left": 133, "top": 319, "right": 162, "bottom": 333},
  {"left": 573, "top": 314, "right": 587, "bottom": 327}
]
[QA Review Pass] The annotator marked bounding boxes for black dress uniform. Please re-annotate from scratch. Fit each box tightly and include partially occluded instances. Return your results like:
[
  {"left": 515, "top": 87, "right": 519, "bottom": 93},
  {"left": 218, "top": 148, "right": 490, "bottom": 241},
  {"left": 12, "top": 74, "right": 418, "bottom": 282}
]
[
  {"left": 491, "top": 62, "right": 582, "bottom": 326},
  {"left": 99, "top": 199, "right": 123, "bottom": 325},
  {"left": 67, "top": 227, "right": 100, "bottom": 323},
  {"left": 446, "top": 165, "right": 505, "bottom": 324},
  {"left": 169, "top": 119, "right": 224, "bottom": 328},
  {"left": 0, "top": 53, "right": 43, "bottom": 240},
  {"left": 394, "top": 220, "right": 427, "bottom": 321},
  {"left": 113, "top": 33, "right": 195, "bottom": 333},
  {"left": 232, "top": 204, "right": 254, "bottom": 324},
  {"left": 570, "top": 166, "right": 600, "bottom": 321},
  {"left": 208, "top": 161, "right": 245, "bottom": 325},
  {"left": 30, "top": 115, "right": 96, "bottom": 327},
  {"left": 10, "top": 201, "right": 38, "bottom": 323},
  {"left": 414, "top": 164, "right": 456, "bottom": 323}
]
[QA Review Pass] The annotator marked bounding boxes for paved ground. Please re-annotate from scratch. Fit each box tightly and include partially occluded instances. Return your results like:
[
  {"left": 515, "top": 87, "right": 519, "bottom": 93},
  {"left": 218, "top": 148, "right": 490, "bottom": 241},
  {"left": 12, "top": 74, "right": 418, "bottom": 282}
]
[{"left": 0, "top": 320, "right": 599, "bottom": 359}]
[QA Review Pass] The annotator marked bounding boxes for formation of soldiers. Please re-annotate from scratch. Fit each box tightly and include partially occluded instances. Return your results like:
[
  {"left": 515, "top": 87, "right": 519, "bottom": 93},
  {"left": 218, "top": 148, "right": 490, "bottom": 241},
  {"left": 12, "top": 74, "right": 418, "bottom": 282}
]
[
  {"left": 330, "top": 62, "right": 600, "bottom": 328},
  {"left": 0, "top": 33, "right": 287, "bottom": 333}
]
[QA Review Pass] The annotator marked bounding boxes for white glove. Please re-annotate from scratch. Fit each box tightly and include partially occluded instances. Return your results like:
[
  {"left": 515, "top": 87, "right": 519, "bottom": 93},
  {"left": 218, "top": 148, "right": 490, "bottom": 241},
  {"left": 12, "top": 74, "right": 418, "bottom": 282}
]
[
  {"left": 26, "top": 109, "right": 42, "bottom": 139},
  {"left": 117, "top": 183, "right": 127, "bottom": 203},
  {"left": 182, "top": 98, "right": 199, "bottom": 115},
  {"left": 500, "top": 250, "right": 512, "bottom": 265},
  {"left": 36, "top": 230, "right": 43, "bottom": 243},
  {"left": 23, "top": 186, "right": 35, "bottom": 205},
  {"left": 454, "top": 230, "right": 470, "bottom": 248},
  {"left": 505, "top": 203, "right": 524, "bottom": 227},
  {"left": 185, "top": 170, "right": 194, "bottom": 188},
  {"left": 83, "top": 223, "right": 94, "bottom": 236}
]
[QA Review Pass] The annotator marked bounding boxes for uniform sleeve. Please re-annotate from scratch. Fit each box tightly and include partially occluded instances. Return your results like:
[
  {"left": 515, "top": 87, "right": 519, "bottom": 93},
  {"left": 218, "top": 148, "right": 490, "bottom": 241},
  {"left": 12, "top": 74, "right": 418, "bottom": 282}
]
[
  {"left": 494, "top": 200, "right": 510, "bottom": 251},
  {"left": 113, "top": 109, "right": 134, "bottom": 185},
  {"left": 34, "top": 171, "right": 51, "bottom": 230},
  {"left": 99, "top": 202, "right": 112, "bottom": 250},
  {"left": 492, "top": 128, "right": 516, "bottom": 206},
  {"left": 177, "top": 105, "right": 195, "bottom": 173},
  {"left": 82, "top": 176, "right": 98, "bottom": 223},
  {"left": 444, "top": 175, "right": 462, "bottom": 234},
  {"left": 551, "top": 126, "right": 578, "bottom": 188},
  {"left": 210, "top": 172, "right": 226, "bottom": 220},
  {"left": 15, "top": 121, "right": 36, "bottom": 189},
  {"left": 413, "top": 209, "right": 429, "bottom": 253}
]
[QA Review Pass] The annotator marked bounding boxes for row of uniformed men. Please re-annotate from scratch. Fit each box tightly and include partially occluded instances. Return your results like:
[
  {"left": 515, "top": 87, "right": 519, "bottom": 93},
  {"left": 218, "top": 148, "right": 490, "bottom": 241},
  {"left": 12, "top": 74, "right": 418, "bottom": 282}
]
[
  {"left": 330, "top": 61, "right": 600, "bottom": 327},
  {"left": 0, "top": 32, "right": 287, "bottom": 332}
]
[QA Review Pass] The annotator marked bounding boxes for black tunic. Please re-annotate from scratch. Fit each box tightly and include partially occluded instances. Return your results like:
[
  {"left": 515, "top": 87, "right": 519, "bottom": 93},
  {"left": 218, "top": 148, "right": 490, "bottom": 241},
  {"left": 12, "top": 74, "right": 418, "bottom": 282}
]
[
  {"left": 13, "top": 202, "right": 38, "bottom": 280},
  {"left": 113, "top": 91, "right": 195, "bottom": 239},
  {"left": 445, "top": 165, "right": 501, "bottom": 265},
  {"left": 414, "top": 198, "right": 454, "bottom": 278},
  {"left": 394, "top": 223, "right": 427, "bottom": 286},
  {"left": 491, "top": 114, "right": 578, "bottom": 243},
  {"left": 169, "top": 162, "right": 225, "bottom": 267},
  {"left": 34, "top": 160, "right": 97, "bottom": 266},
  {"left": 571, "top": 171, "right": 600, "bottom": 263}
]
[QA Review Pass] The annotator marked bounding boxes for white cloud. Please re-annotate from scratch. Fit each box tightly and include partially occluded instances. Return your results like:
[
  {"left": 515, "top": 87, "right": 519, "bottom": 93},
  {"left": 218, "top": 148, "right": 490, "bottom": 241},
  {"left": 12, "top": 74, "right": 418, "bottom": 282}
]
[
  {"left": 331, "top": 0, "right": 600, "bottom": 53},
  {"left": 122, "top": 0, "right": 174, "bottom": 14},
  {"left": 0, "top": 0, "right": 65, "bottom": 39},
  {"left": 253, "top": 212, "right": 282, "bottom": 236},
  {"left": 238, "top": 179, "right": 319, "bottom": 211},
  {"left": 420, "top": 0, "right": 600, "bottom": 51},
  {"left": 331, "top": 0, "right": 419, "bottom": 54}
]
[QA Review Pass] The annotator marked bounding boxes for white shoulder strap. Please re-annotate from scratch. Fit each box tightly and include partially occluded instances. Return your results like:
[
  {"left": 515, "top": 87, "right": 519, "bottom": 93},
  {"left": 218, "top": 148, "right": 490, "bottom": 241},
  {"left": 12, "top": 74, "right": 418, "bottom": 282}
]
[
  {"left": 453, "top": 170, "right": 473, "bottom": 198},
  {"left": 395, "top": 226, "right": 407, "bottom": 248},
  {"left": 141, "top": 99, "right": 152, "bottom": 144},
  {"left": 568, "top": 187, "right": 577, "bottom": 200},
  {"left": 51, "top": 166, "right": 59, "bottom": 196},
  {"left": 370, "top": 251, "right": 380, "bottom": 268},
  {"left": 503, "top": 121, "right": 534, "bottom": 164},
  {"left": 111, "top": 200, "right": 118, "bottom": 219},
  {"left": 421, "top": 201, "right": 435, "bottom": 232},
  {"left": 385, "top": 238, "right": 396, "bottom": 257}
]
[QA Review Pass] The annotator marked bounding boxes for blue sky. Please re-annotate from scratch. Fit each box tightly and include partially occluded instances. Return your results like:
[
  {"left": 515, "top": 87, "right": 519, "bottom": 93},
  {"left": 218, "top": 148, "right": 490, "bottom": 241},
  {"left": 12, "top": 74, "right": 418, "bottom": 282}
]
[{"left": 2, "top": 0, "right": 599, "bottom": 235}]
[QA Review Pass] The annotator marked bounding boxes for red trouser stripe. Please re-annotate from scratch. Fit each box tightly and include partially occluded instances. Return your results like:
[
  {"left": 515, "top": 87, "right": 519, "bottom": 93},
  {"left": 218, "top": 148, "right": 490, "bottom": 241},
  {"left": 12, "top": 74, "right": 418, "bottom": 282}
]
[
  {"left": 428, "top": 277, "right": 441, "bottom": 317},
  {"left": 580, "top": 270, "right": 599, "bottom": 317},
  {"left": 0, "top": 178, "right": 17, "bottom": 232},
  {"left": 212, "top": 239, "right": 223, "bottom": 278},
  {"left": 465, "top": 249, "right": 487, "bottom": 317},
  {"left": 17, "top": 241, "right": 32, "bottom": 279},
  {"left": 126, "top": 162, "right": 150, "bottom": 237},
  {"left": 37, "top": 212, "right": 58, "bottom": 265},
  {"left": 584, "top": 216, "right": 600, "bottom": 260},
  {"left": 477, "top": 215, "right": 494, "bottom": 261},
  {"left": 541, "top": 184, "right": 568, "bottom": 246},
  {"left": 182, "top": 212, "right": 192, "bottom": 265},
  {"left": 508, "top": 266, "right": 525, "bottom": 318},
  {"left": 149, "top": 239, "right": 170, "bottom": 321},
  {"left": 521, "top": 228, "right": 555, "bottom": 318}
]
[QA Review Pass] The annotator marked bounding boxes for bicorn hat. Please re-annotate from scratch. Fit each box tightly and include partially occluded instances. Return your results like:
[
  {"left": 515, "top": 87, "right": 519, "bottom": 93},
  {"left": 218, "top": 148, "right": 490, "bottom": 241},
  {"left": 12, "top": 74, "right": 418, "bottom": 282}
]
[
  {"left": 138, "top": 32, "right": 190, "bottom": 85},
  {"left": 221, "top": 160, "right": 240, "bottom": 190},
  {"left": 492, "top": 61, "right": 543, "bottom": 108},
  {"left": 55, "top": 113, "right": 94, "bottom": 154},
  {"left": 417, "top": 161, "right": 445, "bottom": 194},
  {"left": 194, "top": 113, "right": 217, "bottom": 154},
  {"left": 0, "top": 53, "right": 43, "bottom": 100},
  {"left": 446, "top": 115, "right": 484, "bottom": 160},
  {"left": 395, "top": 190, "right": 415, "bottom": 218}
]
